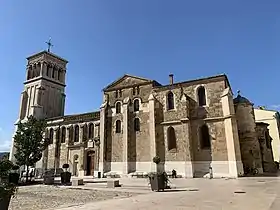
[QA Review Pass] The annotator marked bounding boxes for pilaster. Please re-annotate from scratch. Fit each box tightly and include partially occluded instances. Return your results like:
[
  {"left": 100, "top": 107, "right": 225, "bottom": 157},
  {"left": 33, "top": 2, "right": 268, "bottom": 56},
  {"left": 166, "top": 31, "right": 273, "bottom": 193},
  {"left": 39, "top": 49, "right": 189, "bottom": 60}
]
[
  {"left": 122, "top": 97, "right": 130, "bottom": 174},
  {"left": 40, "top": 62, "right": 44, "bottom": 77},
  {"left": 19, "top": 91, "right": 25, "bottom": 120},
  {"left": 79, "top": 124, "right": 83, "bottom": 143},
  {"left": 181, "top": 94, "right": 193, "bottom": 177},
  {"left": 148, "top": 94, "right": 157, "bottom": 172},
  {"left": 99, "top": 102, "right": 107, "bottom": 174},
  {"left": 53, "top": 127, "right": 59, "bottom": 171},
  {"left": 221, "top": 88, "right": 244, "bottom": 177},
  {"left": 65, "top": 126, "right": 70, "bottom": 145},
  {"left": 79, "top": 146, "right": 85, "bottom": 177}
]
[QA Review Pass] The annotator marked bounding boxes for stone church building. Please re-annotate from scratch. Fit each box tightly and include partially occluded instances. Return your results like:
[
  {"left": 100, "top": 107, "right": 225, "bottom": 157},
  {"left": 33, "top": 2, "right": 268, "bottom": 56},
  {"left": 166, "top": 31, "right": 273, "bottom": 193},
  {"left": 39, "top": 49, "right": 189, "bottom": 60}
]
[{"left": 9, "top": 50, "right": 276, "bottom": 178}]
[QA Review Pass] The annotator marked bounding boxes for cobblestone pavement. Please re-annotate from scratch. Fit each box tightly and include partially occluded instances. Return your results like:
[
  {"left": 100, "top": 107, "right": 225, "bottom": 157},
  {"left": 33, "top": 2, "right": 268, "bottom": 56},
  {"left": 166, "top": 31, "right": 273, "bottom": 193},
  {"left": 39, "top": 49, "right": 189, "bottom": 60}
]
[{"left": 9, "top": 185, "right": 138, "bottom": 210}]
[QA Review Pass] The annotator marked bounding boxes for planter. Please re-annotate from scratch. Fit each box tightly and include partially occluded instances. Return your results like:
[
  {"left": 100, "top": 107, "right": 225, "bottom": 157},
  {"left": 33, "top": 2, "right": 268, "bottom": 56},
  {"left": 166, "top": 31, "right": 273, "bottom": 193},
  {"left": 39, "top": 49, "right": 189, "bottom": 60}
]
[
  {"left": 149, "top": 174, "right": 166, "bottom": 192},
  {"left": 61, "top": 172, "right": 71, "bottom": 184},
  {"left": 0, "top": 195, "right": 11, "bottom": 210},
  {"left": 9, "top": 173, "right": 20, "bottom": 185},
  {"left": 43, "top": 176, "right": 54, "bottom": 185}
]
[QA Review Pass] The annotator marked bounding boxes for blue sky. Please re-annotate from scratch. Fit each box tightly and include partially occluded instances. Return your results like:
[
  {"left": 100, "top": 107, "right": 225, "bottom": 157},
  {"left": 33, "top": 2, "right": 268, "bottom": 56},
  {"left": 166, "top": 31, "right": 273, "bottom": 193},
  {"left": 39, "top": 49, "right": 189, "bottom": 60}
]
[{"left": 1, "top": 0, "right": 280, "bottom": 152}]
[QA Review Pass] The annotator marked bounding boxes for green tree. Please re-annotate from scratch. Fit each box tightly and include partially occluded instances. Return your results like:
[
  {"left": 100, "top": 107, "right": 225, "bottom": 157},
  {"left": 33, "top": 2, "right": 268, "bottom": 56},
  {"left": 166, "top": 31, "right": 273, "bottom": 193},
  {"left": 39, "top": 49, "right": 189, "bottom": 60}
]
[{"left": 14, "top": 116, "right": 48, "bottom": 181}]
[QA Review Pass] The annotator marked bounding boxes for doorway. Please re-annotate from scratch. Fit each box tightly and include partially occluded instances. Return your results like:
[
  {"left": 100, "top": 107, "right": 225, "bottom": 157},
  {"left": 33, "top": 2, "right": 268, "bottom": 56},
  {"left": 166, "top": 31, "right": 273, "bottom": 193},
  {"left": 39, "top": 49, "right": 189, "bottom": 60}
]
[{"left": 86, "top": 151, "right": 95, "bottom": 176}]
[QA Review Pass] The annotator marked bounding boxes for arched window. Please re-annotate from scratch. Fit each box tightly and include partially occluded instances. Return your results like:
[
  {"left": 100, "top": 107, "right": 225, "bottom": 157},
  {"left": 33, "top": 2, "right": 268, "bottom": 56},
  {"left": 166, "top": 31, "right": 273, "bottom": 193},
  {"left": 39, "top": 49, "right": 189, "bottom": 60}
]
[
  {"left": 68, "top": 126, "right": 73, "bottom": 143},
  {"left": 116, "top": 102, "right": 121, "bottom": 114},
  {"left": 52, "top": 67, "right": 56, "bottom": 78},
  {"left": 200, "top": 124, "right": 210, "bottom": 149},
  {"left": 74, "top": 125, "right": 79, "bottom": 142},
  {"left": 167, "top": 126, "right": 176, "bottom": 150},
  {"left": 88, "top": 123, "right": 94, "bottom": 139},
  {"left": 27, "top": 70, "right": 31, "bottom": 80},
  {"left": 134, "top": 99, "right": 140, "bottom": 112},
  {"left": 56, "top": 127, "right": 60, "bottom": 143},
  {"left": 167, "top": 91, "right": 175, "bottom": 110},
  {"left": 134, "top": 118, "right": 140, "bottom": 131},
  {"left": 58, "top": 70, "right": 61, "bottom": 81},
  {"left": 83, "top": 124, "right": 88, "bottom": 141},
  {"left": 116, "top": 120, "right": 121, "bottom": 133},
  {"left": 197, "top": 86, "right": 206, "bottom": 106},
  {"left": 61, "top": 127, "right": 66, "bottom": 143},
  {"left": 49, "top": 128, "right": 54, "bottom": 144},
  {"left": 46, "top": 65, "right": 50, "bottom": 77},
  {"left": 132, "top": 87, "right": 136, "bottom": 95}
]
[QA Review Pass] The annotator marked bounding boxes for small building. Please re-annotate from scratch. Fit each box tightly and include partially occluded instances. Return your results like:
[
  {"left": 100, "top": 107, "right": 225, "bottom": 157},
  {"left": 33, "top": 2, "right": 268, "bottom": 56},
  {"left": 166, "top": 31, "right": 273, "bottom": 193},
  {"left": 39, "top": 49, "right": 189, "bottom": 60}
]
[{"left": 254, "top": 108, "right": 280, "bottom": 162}]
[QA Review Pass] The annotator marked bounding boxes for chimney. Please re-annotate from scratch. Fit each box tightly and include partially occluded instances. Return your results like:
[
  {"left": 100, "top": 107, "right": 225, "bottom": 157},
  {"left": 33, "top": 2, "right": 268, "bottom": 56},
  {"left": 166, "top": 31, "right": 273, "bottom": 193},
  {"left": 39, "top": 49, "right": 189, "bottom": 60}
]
[{"left": 169, "top": 74, "right": 174, "bottom": 85}]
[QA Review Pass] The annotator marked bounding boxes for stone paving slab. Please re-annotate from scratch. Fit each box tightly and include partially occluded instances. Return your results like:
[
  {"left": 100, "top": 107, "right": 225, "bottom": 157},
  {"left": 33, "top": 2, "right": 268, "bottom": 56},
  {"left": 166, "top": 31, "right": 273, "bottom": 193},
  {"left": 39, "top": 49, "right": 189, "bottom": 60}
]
[{"left": 53, "top": 178, "right": 280, "bottom": 210}]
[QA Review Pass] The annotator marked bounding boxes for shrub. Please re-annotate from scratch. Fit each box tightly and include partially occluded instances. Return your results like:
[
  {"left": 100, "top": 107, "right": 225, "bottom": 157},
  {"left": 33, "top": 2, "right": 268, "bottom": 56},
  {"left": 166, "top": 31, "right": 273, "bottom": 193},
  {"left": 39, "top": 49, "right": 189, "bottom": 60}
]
[{"left": 0, "top": 160, "right": 17, "bottom": 200}]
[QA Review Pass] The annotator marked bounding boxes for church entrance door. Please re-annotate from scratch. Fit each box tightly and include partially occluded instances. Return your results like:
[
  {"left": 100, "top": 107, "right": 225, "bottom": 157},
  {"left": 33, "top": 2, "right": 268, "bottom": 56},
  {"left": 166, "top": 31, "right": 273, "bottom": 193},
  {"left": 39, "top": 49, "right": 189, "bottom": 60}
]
[{"left": 86, "top": 151, "right": 95, "bottom": 176}]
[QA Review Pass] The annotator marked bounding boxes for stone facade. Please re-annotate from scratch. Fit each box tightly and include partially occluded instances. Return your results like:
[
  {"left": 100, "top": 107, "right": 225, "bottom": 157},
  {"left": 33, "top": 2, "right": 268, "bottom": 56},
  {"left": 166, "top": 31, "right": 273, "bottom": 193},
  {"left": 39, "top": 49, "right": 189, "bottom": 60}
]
[
  {"left": 10, "top": 50, "right": 277, "bottom": 178},
  {"left": 254, "top": 108, "right": 280, "bottom": 162},
  {"left": 255, "top": 122, "right": 275, "bottom": 172}
]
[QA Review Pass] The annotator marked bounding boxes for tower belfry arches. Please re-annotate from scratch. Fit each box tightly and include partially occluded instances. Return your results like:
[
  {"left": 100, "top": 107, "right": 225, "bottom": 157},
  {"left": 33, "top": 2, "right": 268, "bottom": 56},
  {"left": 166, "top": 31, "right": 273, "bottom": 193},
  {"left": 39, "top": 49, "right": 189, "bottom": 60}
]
[{"left": 9, "top": 45, "right": 68, "bottom": 163}]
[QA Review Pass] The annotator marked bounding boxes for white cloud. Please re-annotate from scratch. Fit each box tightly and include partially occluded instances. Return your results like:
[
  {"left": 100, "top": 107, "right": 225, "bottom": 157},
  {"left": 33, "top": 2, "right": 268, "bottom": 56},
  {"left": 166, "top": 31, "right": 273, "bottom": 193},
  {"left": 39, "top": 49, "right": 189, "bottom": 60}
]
[
  {"left": 0, "top": 139, "right": 10, "bottom": 152},
  {"left": 0, "top": 127, "right": 11, "bottom": 152},
  {"left": 269, "top": 105, "right": 280, "bottom": 110}
]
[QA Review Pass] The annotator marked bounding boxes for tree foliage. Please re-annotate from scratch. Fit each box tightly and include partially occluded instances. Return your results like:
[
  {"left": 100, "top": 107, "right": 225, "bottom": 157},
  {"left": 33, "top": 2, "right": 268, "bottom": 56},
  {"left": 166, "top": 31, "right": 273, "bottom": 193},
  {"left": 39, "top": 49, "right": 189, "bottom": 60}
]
[
  {"left": 0, "top": 159, "right": 17, "bottom": 199},
  {"left": 14, "top": 116, "right": 48, "bottom": 168}
]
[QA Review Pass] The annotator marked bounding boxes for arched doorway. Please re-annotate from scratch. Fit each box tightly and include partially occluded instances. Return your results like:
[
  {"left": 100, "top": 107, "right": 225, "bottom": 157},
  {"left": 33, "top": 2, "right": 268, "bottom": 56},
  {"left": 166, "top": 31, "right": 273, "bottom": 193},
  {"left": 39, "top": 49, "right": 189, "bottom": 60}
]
[{"left": 86, "top": 151, "right": 95, "bottom": 176}]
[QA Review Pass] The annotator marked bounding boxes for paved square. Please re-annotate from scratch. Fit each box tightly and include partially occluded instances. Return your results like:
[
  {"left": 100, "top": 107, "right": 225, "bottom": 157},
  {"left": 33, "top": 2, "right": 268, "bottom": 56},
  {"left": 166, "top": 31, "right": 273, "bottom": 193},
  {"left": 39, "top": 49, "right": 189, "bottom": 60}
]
[
  {"left": 54, "top": 177, "right": 280, "bottom": 210},
  {"left": 9, "top": 177, "right": 280, "bottom": 210}
]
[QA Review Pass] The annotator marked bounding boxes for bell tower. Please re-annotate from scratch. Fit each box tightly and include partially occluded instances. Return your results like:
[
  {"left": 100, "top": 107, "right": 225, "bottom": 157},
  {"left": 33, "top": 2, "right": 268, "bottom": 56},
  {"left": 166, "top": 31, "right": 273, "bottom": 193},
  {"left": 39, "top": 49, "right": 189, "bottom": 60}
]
[{"left": 10, "top": 40, "right": 68, "bottom": 162}]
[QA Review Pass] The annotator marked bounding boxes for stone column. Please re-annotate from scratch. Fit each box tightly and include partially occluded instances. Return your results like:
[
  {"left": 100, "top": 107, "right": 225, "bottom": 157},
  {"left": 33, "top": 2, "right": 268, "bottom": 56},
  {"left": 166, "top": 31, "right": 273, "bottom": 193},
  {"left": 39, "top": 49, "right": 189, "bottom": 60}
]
[
  {"left": 61, "top": 93, "right": 66, "bottom": 116},
  {"left": 122, "top": 97, "right": 130, "bottom": 174},
  {"left": 78, "top": 146, "right": 85, "bottom": 177},
  {"left": 65, "top": 126, "right": 70, "bottom": 145},
  {"left": 19, "top": 91, "right": 27, "bottom": 120},
  {"left": 95, "top": 140, "right": 100, "bottom": 171},
  {"left": 99, "top": 103, "right": 107, "bottom": 174},
  {"left": 79, "top": 124, "right": 84, "bottom": 143},
  {"left": 221, "top": 88, "right": 244, "bottom": 177},
  {"left": 47, "top": 127, "right": 57, "bottom": 170},
  {"left": 40, "top": 62, "right": 44, "bottom": 77},
  {"left": 62, "top": 70, "right": 66, "bottom": 83},
  {"left": 25, "top": 66, "right": 29, "bottom": 80},
  {"left": 148, "top": 94, "right": 157, "bottom": 172}
]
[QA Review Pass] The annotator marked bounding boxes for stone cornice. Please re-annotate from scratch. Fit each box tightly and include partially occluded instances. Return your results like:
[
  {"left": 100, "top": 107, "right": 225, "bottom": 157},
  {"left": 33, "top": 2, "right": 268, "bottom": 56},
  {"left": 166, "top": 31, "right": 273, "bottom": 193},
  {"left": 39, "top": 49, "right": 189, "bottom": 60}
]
[
  {"left": 160, "top": 115, "right": 235, "bottom": 125},
  {"left": 24, "top": 76, "right": 66, "bottom": 87}
]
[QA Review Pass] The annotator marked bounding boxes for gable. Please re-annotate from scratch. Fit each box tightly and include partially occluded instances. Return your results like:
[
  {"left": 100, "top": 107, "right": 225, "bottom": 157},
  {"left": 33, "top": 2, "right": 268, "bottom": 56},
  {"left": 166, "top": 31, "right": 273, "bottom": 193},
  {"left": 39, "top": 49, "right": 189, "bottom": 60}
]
[{"left": 103, "top": 74, "right": 153, "bottom": 91}]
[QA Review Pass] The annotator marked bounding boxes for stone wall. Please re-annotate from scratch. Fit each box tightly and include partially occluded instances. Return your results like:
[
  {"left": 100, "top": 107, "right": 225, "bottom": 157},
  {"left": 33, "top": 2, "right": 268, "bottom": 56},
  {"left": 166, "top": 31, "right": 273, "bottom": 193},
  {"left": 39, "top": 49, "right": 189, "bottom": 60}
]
[
  {"left": 235, "top": 102, "right": 263, "bottom": 173},
  {"left": 256, "top": 123, "right": 275, "bottom": 172}
]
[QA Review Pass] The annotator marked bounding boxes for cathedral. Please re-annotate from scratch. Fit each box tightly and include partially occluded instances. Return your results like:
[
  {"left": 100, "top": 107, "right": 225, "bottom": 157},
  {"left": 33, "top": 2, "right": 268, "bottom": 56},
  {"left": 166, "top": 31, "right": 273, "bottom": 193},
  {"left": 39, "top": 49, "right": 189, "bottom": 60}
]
[{"left": 9, "top": 49, "right": 276, "bottom": 178}]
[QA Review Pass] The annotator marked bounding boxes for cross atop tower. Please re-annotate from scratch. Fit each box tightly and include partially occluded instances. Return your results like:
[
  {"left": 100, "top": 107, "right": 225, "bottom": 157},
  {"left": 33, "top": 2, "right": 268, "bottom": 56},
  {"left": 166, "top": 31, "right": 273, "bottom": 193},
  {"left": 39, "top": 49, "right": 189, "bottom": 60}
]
[{"left": 45, "top": 37, "right": 53, "bottom": 52}]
